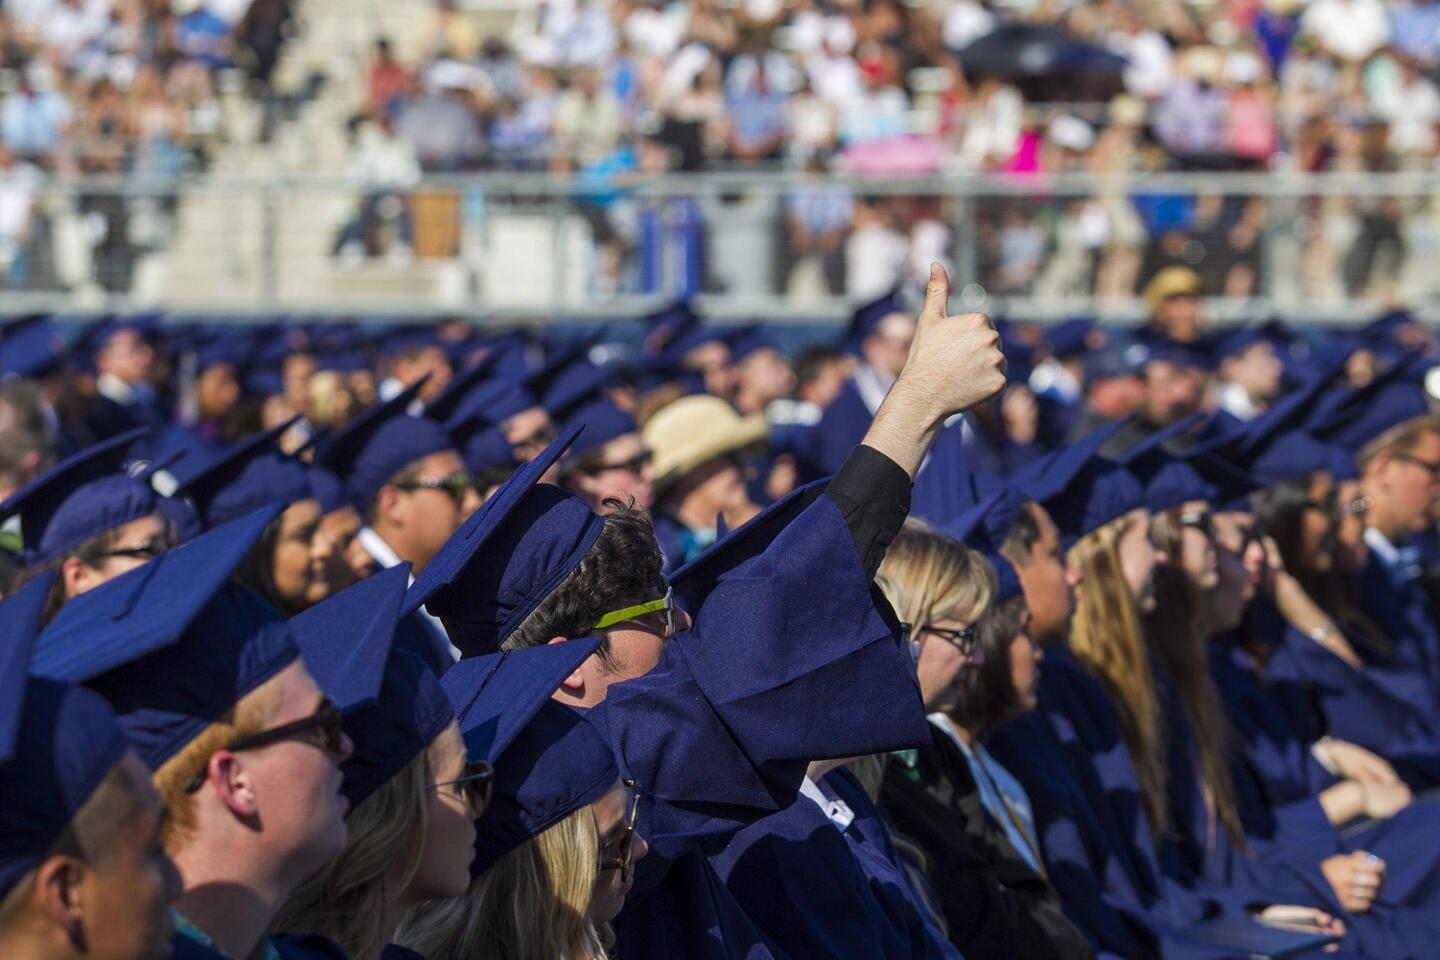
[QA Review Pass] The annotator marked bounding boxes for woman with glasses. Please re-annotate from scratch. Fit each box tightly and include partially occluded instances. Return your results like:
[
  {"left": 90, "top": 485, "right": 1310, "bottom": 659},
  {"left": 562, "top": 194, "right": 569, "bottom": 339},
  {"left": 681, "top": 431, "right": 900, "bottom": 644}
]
[
  {"left": 396, "top": 699, "right": 645, "bottom": 960},
  {"left": 868, "top": 521, "right": 1094, "bottom": 960},
  {"left": 272, "top": 645, "right": 488, "bottom": 959}
]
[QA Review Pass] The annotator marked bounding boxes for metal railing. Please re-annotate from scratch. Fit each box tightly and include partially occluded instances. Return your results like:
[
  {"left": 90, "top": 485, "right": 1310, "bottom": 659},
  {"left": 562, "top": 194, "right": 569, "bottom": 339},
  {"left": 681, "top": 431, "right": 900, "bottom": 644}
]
[{"left": 4, "top": 170, "right": 1440, "bottom": 325}]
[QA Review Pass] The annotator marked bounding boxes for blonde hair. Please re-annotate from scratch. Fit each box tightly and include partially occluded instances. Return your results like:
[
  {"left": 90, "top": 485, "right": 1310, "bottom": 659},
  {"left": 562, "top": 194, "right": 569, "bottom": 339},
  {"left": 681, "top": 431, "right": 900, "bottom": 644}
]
[
  {"left": 306, "top": 371, "right": 356, "bottom": 430},
  {"left": 151, "top": 676, "right": 281, "bottom": 850},
  {"left": 1358, "top": 413, "right": 1440, "bottom": 472},
  {"left": 395, "top": 806, "right": 610, "bottom": 960},
  {"left": 269, "top": 741, "right": 433, "bottom": 959},
  {"left": 852, "top": 519, "right": 994, "bottom": 800},
  {"left": 1147, "top": 508, "right": 1246, "bottom": 852},
  {"left": 1067, "top": 514, "right": 1168, "bottom": 838}
]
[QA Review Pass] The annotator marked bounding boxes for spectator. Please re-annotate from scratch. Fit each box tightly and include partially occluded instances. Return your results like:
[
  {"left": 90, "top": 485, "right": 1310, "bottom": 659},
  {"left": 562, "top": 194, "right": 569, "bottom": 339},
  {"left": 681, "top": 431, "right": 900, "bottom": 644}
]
[
  {"left": 0, "top": 146, "right": 39, "bottom": 286},
  {"left": 1301, "top": 0, "right": 1390, "bottom": 64},
  {"left": 725, "top": 54, "right": 787, "bottom": 163},
  {"left": 552, "top": 66, "right": 622, "bottom": 172},
  {"left": 365, "top": 37, "right": 414, "bottom": 121},
  {"left": 396, "top": 66, "right": 487, "bottom": 172},
  {"left": 2, "top": 62, "right": 73, "bottom": 167},
  {"left": 784, "top": 155, "right": 852, "bottom": 296},
  {"left": 171, "top": 0, "right": 234, "bottom": 71}
]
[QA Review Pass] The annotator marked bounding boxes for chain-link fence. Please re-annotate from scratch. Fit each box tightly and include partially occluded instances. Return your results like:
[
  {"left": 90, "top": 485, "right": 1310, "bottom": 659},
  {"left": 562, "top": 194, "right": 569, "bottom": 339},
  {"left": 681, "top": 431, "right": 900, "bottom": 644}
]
[{"left": 6, "top": 170, "right": 1440, "bottom": 322}]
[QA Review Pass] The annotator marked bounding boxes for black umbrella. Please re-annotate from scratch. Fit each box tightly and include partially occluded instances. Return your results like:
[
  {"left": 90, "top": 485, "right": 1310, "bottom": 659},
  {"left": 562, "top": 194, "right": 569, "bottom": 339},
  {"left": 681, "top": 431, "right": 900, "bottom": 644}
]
[{"left": 960, "top": 24, "right": 1128, "bottom": 101}]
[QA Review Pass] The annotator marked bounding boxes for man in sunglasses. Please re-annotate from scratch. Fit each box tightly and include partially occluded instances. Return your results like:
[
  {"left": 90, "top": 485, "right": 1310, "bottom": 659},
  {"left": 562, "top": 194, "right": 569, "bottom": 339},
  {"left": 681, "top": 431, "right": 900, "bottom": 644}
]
[
  {"left": 32, "top": 510, "right": 360, "bottom": 960},
  {"left": 558, "top": 399, "right": 656, "bottom": 512}
]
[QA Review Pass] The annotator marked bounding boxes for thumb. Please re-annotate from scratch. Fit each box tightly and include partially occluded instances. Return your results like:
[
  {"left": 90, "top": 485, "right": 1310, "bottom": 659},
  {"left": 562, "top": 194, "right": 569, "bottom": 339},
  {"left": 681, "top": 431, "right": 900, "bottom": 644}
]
[{"left": 921, "top": 262, "right": 950, "bottom": 322}]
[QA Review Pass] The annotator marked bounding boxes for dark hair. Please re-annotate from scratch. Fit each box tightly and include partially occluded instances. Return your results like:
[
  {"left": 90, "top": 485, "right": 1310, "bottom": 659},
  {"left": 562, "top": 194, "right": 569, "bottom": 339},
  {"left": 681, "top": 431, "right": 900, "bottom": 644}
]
[
  {"left": 999, "top": 500, "right": 1044, "bottom": 570},
  {"left": 1252, "top": 479, "right": 1388, "bottom": 653},
  {"left": 504, "top": 501, "right": 664, "bottom": 669},
  {"left": 793, "top": 345, "right": 844, "bottom": 391},
  {"left": 37, "top": 526, "right": 128, "bottom": 626},
  {"left": 949, "top": 593, "right": 1028, "bottom": 740},
  {"left": 364, "top": 460, "right": 426, "bottom": 526},
  {"left": 233, "top": 512, "right": 300, "bottom": 617}
]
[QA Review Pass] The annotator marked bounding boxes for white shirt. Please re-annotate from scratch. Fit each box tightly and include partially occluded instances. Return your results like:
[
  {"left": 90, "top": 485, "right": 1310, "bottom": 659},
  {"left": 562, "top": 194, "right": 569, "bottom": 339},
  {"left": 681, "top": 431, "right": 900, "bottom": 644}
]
[
  {"left": 359, "top": 526, "right": 461, "bottom": 661},
  {"left": 799, "top": 775, "right": 855, "bottom": 831},
  {"left": 1302, "top": 0, "right": 1391, "bottom": 62},
  {"left": 1215, "top": 381, "right": 1260, "bottom": 421}
]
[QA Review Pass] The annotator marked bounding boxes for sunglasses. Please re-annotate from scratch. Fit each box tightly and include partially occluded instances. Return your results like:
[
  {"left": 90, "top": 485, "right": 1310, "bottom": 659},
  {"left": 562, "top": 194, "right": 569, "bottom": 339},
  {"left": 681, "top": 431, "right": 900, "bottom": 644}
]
[
  {"left": 394, "top": 472, "right": 473, "bottom": 507},
  {"left": 588, "top": 450, "right": 652, "bottom": 476},
  {"left": 1177, "top": 510, "right": 1214, "bottom": 539},
  {"left": 433, "top": 759, "right": 494, "bottom": 816},
  {"left": 593, "top": 584, "right": 676, "bottom": 638},
  {"left": 599, "top": 779, "right": 641, "bottom": 883},
  {"left": 184, "top": 698, "right": 346, "bottom": 793}
]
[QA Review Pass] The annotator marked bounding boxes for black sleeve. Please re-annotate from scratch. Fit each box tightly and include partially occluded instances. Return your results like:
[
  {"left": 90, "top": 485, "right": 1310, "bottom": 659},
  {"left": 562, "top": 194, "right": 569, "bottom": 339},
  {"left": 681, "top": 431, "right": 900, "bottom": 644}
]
[{"left": 824, "top": 444, "right": 912, "bottom": 581}]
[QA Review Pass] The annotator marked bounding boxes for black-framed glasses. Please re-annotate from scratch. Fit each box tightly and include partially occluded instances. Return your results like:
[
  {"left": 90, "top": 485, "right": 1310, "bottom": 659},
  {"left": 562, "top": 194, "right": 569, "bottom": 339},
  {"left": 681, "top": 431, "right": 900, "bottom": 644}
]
[
  {"left": 1393, "top": 452, "right": 1440, "bottom": 482},
  {"left": 593, "top": 583, "right": 675, "bottom": 638},
  {"left": 98, "top": 537, "right": 173, "bottom": 562},
  {"left": 393, "top": 472, "right": 473, "bottom": 506},
  {"left": 587, "top": 450, "right": 652, "bottom": 476},
  {"left": 183, "top": 699, "right": 346, "bottom": 793},
  {"left": 513, "top": 423, "right": 558, "bottom": 453},
  {"left": 599, "top": 779, "right": 641, "bottom": 882},
  {"left": 433, "top": 759, "right": 494, "bottom": 816},
  {"left": 918, "top": 622, "right": 983, "bottom": 665}
]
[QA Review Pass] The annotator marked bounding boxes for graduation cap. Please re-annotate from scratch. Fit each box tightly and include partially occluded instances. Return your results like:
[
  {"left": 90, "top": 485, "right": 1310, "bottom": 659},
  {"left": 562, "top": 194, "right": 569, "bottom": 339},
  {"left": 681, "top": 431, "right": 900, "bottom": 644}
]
[
  {"left": 1044, "top": 316, "right": 1098, "bottom": 360},
  {"left": 170, "top": 416, "right": 314, "bottom": 530},
  {"left": 1139, "top": 333, "right": 1215, "bottom": 372},
  {"left": 0, "top": 571, "right": 132, "bottom": 900},
  {"left": 421, "top": 348, "right": 510, "bottom": 425},
  {"left": 936, "top": 492, "right": 1023, "bottom": 603},
  {"left": 843, "top": 289, "right": 906, "bottom": 352},
  {"left": 441, "top": 637, "right": 612, "bottom": 876},
  {"left": 1115, "top": 415, "right": 1217, "bottom": 513},
  {"left": 1307, "top": 354, "right": 1430, "bottom": 453},
  {"left": 405, "top": 426, "right": 604, "bottom": 655},
  {"left": 318, "top": 377, "right": 457, "bottom": 508},
  {"left": 911, "top": 418, "right": 1014, "bottom": 526},
  {"left": 642, "top": 299, "right": 700, "bottom": 357},
  {"left": 306, "top": 465, "right": 350, "bottom": 516},
  {"left": 560, "top": 399, "right": 638, "bottom": 463},
  {"left": 1015, "top": 421, "right": 1145, "bottom": 548},
  {"left": 32, "top": 506, "right": 298, "bottom": 769},
  {"left": 192, "top": 330, "right": 253, "bottom": 374},
  {"left": 444, "top": 408, "right": 520, "bottom": 477},
  {"left": 725, "top": 324, "right": 778, "bottom": 365},
  {"left": 290, "top": 565, "right": 455, "bottom": 807},
  {"left": 0, "top": 314, "right": 65, "bottom": 379},
  {"left": 0, "top": 427, "right": 158, "bottom": 566},
  {"left": 670, "top": 479, "right": 829, "bottom": 614}
]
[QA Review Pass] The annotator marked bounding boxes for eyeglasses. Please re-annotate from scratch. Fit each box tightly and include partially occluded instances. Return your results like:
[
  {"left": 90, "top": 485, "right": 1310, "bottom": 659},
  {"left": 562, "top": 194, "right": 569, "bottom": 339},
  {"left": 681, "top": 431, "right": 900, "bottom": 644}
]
[
  {"left": 916, "top": 622, "right": 983, "bottom": 665},
  {"left": 593, "top": 584, "right": 676, "bottom": 638},
  {"left": 587, "top": 450, "right": 652, "bottom": 476},
  {"left": 599, "top": 779, "right": 641, "bottom": 882},
  {"left": 1393, "top": 452, "right": 1440, "bottom": 482},
  {"left": 1177, "top": 510, "right": 1214, "bottom": 539},
  {"left": 98, "top": 537, "right": 172, "bottom": 562},
  {"left": 432, "top": 759, "right": 494, "bottom": 816},
  {"left": 513, "top": 424, "right": 558, "bottom": 453},
  {"left": 393, "top": 472, "right": 473, "bottom": 506},
  {"left": 183, "top": 699, "right": 346, "bottom": 794}
]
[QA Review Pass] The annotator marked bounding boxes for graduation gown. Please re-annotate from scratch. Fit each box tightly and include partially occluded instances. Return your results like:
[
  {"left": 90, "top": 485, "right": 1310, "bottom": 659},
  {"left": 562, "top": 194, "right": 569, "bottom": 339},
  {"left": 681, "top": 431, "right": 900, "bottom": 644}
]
[
  {"left": 1357, "top": 549, "right": 1440, "bottom": 702},
  {"left": 1211, "top": 639, "right": 1440, "bottom": 919},
  {"left": 812, "top": 379, "right": 875, "bottom": 478},
  {"left": 606, "top": 451, "right": 932, "bottom": 960},
  {"left": 707, "top": 768, "right": 961, "bottom": 960},
  {"left": 1156, "top": 665, "right": 1440, "bottom": 960},
  {"left": 877, "top": 721, "right": 1096, "bottom": 960}
]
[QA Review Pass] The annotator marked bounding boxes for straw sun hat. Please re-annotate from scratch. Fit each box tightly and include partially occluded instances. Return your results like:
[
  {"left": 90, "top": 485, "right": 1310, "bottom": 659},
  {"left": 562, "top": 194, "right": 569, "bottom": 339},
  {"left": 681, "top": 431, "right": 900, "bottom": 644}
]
[{"left": 642, "top": 395, "right": 769, "bottom": 492}]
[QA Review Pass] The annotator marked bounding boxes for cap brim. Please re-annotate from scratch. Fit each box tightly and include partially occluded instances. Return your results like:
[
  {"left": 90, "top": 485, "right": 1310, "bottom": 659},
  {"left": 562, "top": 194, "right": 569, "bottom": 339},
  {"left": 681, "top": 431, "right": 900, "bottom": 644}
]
[{"left": 653, "top": 415, "right": 770, "bottom": 493}]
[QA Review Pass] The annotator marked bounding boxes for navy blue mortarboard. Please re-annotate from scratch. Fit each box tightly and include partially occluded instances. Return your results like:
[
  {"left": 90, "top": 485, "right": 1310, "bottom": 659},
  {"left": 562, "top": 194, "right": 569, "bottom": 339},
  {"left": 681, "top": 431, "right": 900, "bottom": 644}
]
[
  {"left": 0, "top": 427, "right": 158, "bottom": 566},
  {"left": 440, "top": 640, "right": 615, "bottom": 876},
  {"left": 446, "top": 413, "right": 519, "bottom": 476},
  {"left": 405, "top": 427, "right": 604, "bottom": 655},
  {"left": 171, "top": 417, "right": 314, "bottom": 530},
  {"left": 1085, "top": 340, "right": 1149, "bottom": 383},
  {"left": 291, "top": 565, "right": 455, "bottom": 807},
  {"left": 937, "top": 491, "right": 1024, "bottom": 604},
  {"left": 670, "top": 479, "right": 829, "bottom": 613},
  {"left": 1140, "top": 333, "right": 1215, "bottom": 372},
  {"left": 0, "top": 572, "right": 131, "bottom": 900},
  {"left": 642, "top": 300, "right": 700, "bottom": 357},
  {"left": 193, "top": 330, "right": 252, "bottom": 373},
  {"left": 315, "top": 351, "right": 372, "bottom": 375},
  {"left": 1307, "top": 356, "right": 1430, "bottom": 453},
  {"left": 421, "top": 349, "right": 510, "bottom": 425},
  {"left": 562, "top": 400, "right": 638, "bottom": 462},
  {"left": 319, "top": 378, "right": 457, "bottom": 507},
  {"left": 911, "top": 418, "right": 1017, "bottom": 526},
  {"left": 307, "top": 465, "right": 350, "bottom": 515},
  {"left": 1116, "top": 415, "right": 1217, "bottom": 513},
  {"left": 1214, "top": 325, "right": 1271, "bottom": 363},
  {"left": 1045, "top": 316, "right": 1098, "bottom": 360},
  {"left": 0, "top": 315, "right": 65, "bottom": 378},
  {"left": 1015, "top": 421, "right": 1145, "bottom": 548},
  {"left": 725, "top": 324, "right": 777, "bottom": 365},
  {"left": 32, "top": 506, "right": 299, "bottom": 769},
  {"left": 844, "top": 289, "right": 905, "bottom": 351}
]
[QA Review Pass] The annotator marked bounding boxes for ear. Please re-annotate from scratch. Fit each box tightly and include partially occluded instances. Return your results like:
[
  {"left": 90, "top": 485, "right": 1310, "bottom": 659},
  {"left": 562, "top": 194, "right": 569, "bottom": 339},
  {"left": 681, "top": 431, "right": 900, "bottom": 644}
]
[
  {"left": 32, "top": 854, "right": 87, "bottom": 941},
  {"left": 60, "top": 556, "right": 95, "bottom": 599},
  {"left": 206, "top": 752, "right": 259, "bottom": 820},
  {"left": 547, "top": 636, "right": 587, "bottom": 693},
  {"left": 374, "top": 485, "right": 402, "bottom": 524}
]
